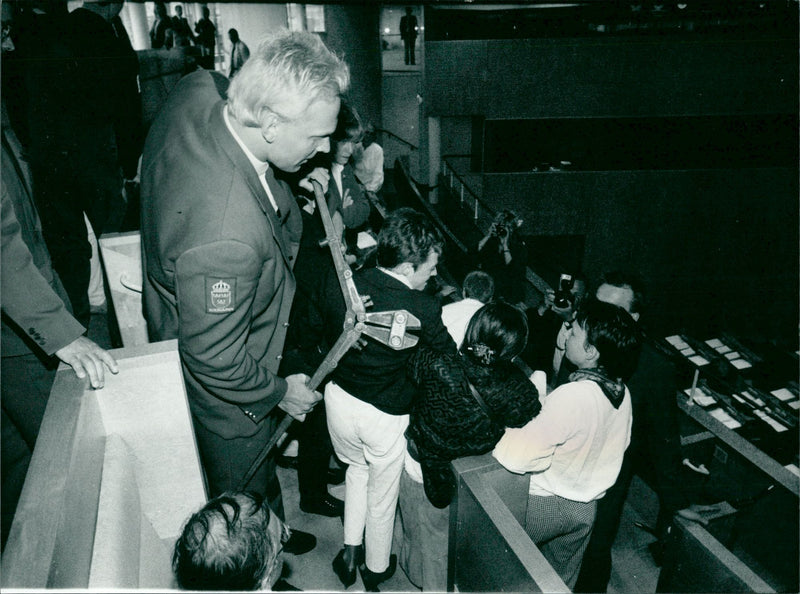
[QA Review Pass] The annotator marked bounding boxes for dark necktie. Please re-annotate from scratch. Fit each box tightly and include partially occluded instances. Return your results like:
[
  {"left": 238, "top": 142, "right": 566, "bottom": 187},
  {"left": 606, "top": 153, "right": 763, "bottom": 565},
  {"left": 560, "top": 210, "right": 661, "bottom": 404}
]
[{"left": 263, "top": 169, "right": 293, "bottom": 223}]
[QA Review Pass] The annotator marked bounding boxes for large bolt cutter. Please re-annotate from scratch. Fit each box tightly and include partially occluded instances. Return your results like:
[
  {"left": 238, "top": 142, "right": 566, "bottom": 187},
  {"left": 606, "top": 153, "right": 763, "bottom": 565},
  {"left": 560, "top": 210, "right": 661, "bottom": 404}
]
[{"left": 238, "top": 180, "right": 420, "bottom": 490}]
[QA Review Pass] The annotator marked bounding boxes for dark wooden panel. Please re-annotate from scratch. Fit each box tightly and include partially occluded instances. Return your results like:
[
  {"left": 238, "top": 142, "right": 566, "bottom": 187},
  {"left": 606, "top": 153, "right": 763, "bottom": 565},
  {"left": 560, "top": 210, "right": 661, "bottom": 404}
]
[
  {"left": 426, "top": 36, "right": 797, "bottom": 119},
  {"left": 481, "top": 167, "right": 798, "bottom": 342}
]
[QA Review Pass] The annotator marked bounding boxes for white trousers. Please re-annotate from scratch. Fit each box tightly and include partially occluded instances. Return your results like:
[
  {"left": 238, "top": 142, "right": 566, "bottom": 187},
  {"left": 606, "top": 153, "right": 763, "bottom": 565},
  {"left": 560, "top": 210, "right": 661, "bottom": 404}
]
[{"left": 325, "top": 382, "right": 409, "bottom": 572}]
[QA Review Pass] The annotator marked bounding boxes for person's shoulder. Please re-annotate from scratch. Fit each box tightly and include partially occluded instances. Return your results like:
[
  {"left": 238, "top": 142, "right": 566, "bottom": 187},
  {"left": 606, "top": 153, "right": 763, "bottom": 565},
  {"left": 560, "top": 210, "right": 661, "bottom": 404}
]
[{"left": 548, "top": 378, "right": 598, "bottom": 401}]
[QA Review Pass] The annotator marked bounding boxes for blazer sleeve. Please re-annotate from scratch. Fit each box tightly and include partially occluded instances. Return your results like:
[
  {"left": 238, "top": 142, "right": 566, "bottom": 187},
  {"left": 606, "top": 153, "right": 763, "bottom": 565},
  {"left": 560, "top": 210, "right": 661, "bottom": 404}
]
[
  {"left": 420, "top": 297, "right": 457, "bottom": 355},
  {"left": 340, "top": 167, "right": 371, "bottom": 229},
  {"left": 1, "top": 189, "right": 85, "bottom": 355},
  {"left": 173, "top": 240, "right": 287, "bottom": 410}
]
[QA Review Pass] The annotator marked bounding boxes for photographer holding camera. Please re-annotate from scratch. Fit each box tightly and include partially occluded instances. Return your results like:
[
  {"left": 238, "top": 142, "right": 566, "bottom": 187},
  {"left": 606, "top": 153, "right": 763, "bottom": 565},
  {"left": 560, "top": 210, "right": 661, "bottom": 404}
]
[
  {"left": 476, "top": 210, "right": 528, "bottom": 308},
  {"left": 522, "top": 273, "right": 586, "bottom": 381}
]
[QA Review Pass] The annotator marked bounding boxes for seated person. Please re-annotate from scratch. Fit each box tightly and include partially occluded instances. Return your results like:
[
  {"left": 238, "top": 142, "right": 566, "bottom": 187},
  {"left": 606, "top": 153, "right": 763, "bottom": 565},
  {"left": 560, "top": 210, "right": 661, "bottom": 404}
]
[
  {"left": 493, "top": 299, "right": 641, "bottom": 588},
  {"left": 440, "top": 270, "right": 495, "bottom": 348},
  {"left": 173, "top": 491, "right": 290, "bottom": 591},
  {"left": 399, "top": 302, "right": 542, "bottom": 591}
]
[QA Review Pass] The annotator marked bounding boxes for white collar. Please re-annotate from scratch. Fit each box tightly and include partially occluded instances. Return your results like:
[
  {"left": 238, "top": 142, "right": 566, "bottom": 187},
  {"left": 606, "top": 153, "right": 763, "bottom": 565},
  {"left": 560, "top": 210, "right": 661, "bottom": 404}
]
[
  {"left": 223, "top": 104, "right": 269, "bottom": 179},
  {"left": 378, "top": 266, "right": 414, "bottom": 290}
]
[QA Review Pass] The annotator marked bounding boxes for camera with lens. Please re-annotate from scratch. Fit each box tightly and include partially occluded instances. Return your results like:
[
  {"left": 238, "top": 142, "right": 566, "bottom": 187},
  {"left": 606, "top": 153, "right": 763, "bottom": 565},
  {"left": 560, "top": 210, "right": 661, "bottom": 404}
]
[
  {"left": 492, "top": 210, "right": 520, "bottom": 239},
  {"left": 553, "top": 273, "right": 575, "bottom": 309}
]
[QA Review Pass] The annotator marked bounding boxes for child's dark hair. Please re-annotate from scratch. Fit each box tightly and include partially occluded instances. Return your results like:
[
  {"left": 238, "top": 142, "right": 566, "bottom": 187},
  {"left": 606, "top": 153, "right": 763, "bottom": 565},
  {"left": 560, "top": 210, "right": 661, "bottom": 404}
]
[
  {"left": 575, "top": 298, "right": 641, "bottom": 380},
  {"left": 462, "top": 302, "right": 528, "bottom": 366},
  {"left": 377, "top": 207, "right": 444, "bottom": 269},
  {"left": 462, "top": 270, "right": 495, "bottom": 303}
]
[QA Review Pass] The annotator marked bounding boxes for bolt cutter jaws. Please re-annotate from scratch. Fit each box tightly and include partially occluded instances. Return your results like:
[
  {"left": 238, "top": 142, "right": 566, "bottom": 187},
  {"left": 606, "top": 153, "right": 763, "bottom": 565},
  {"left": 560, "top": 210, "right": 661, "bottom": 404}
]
[{"left": 362, "top": 310, "right": 421, "bottom": 350}]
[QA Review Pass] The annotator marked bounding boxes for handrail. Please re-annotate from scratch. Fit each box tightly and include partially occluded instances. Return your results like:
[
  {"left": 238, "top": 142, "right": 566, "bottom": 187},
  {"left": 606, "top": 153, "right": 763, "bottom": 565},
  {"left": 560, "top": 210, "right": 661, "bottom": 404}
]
[
  {"left": 396, "top": 158, "right": 468, "bottom": 254},
  {"left": 440, "top": 155, "right": 553, "bottom": 297},
  {"left": 441, "top": 154, "right": 498, "bottom": 224},
  {"left": 377, "top": 127, "right": 418, "bottom": 152}
]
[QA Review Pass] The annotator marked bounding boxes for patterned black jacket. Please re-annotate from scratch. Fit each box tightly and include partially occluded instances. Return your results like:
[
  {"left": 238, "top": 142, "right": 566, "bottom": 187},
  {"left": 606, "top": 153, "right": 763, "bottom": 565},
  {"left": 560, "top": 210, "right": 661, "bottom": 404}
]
[{"left": 406, "top": 348, "right": 542, "bottom": 507}]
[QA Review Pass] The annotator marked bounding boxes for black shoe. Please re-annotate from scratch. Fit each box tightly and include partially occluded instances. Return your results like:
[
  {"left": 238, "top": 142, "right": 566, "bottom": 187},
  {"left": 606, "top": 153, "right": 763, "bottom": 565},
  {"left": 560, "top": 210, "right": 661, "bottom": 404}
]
[
  {"left": 273, "top": 578, "right": 302, "bottom": 591},
  {"left": 300, "top": 493, "right": 344, "bottom": 518},
  {"left": 327, "top": 466, "right": 346, "bottom": 485},
  {"left": 332, "top": 544, "right": 364, "bottom": 588},
  {"left": 359, "top": 555, "right": 397, "bottom": 592},
  {"left": 277, "top": 455, "right": 299, "bottom": 470},
  {"left": 283, "top": 529, "right": 316, "bottom": 555}
]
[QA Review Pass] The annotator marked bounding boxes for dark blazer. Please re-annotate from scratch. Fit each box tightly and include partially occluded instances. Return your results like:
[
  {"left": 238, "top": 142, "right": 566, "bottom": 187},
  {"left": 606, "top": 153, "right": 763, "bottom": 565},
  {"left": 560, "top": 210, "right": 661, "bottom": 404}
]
[
  {"left": 1, "top": 137, "right": 84, "bottom": 358},
  {"left": 329, "top": 162, "right": 370, "bottom": 230},
  {"left": 309, "top": 266, "right": 456, "bottom": 415},
  {"left": 141, "top": 70, "right": 302, "bottom": 440}
]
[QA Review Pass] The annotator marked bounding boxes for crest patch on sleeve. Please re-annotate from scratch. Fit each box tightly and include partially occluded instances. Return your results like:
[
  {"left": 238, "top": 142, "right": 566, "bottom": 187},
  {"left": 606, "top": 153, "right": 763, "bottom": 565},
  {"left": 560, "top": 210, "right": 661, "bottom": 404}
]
[{"left": 206, "top": 277, "right": 236, "bottom": 313}]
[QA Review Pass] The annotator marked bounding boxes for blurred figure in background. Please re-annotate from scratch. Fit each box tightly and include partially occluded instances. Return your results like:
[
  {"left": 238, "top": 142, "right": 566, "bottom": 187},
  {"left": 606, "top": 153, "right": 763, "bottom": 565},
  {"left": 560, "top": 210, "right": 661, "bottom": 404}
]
[
  {"left": 353, "top": 122, "right": 385, "bottom": 213},
  {"left": 194, "top": 6, "right": 216, "bottom": 69},
  {"left": 228, "top": 28, "right": 249, "bottom": 79},
  {"left": 150, "top": 1, "right": 169, "bottom": 49},
  {"left": 476, "top": 209, "right": 528, "bottom": 308},
  {"left": 440, "top": 269, "right": 495, "bottom": 348}
]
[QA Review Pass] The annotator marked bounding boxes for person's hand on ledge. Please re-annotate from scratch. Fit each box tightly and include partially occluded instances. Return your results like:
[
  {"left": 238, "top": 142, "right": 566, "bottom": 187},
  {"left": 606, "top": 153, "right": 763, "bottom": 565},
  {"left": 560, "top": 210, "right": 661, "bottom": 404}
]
[{"left": 55, "top": 336, "right": 119, "bottom": 389}]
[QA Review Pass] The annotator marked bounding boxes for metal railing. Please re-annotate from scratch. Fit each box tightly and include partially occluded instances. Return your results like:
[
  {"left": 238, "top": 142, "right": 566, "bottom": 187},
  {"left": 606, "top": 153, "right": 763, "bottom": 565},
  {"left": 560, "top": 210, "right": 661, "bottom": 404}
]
[
  {"left": 440, "top": 155, "right": 553, "bottom": 297},
  {"left": 441, "top": 155, "right": 496, "bottom": 229},
  {"left": 377, "top": 128, "right": 417, "bottom": 152}
]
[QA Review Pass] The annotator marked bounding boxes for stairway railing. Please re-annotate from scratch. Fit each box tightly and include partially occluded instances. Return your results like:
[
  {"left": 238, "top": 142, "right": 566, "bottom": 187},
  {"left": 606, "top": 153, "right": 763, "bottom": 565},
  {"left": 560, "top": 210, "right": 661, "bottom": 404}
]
[{"left": 440, "top": 155, "right": 553, "bottom": 297}]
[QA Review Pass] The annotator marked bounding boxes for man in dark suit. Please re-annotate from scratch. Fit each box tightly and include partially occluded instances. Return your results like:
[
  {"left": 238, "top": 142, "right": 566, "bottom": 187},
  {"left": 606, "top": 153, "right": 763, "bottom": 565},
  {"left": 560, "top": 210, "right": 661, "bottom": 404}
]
[
  {"left": 399, "top": 6, "right": 418, "bottom": 65},
  {"left": 22, "top": 0, "right": 141, "bottom": 329},
  {"left": 140, "top": 30, "right": 350, "bottom": 560},
  {"left": 1, "top": 100, "right": 118, "bottom": 548}
]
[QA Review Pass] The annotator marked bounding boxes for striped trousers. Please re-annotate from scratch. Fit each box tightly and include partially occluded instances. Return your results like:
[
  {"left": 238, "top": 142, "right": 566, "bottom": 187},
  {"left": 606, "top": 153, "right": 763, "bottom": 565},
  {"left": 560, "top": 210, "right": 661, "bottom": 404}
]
[{"left": 524, "top": 494, "right": 597, "bottom": 589}]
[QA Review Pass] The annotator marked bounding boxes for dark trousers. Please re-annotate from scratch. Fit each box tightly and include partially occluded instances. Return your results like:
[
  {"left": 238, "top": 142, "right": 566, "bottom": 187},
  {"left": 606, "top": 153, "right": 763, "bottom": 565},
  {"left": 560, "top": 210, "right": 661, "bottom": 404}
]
[
  {"left": 404, "top": 39, "right": 416, "bottom": 65},
  {"left": 192, "top": 413, "right": 285, "bottom": 520},
  {"left": 574, "top": 453, "right": 634, "bottom": 592},
  {"left": 1, "top": 353, "right": 56, "bottom": 549},
  {"left": 31, "top": 132, "right": 124, "bottom": 328},
  {"left": 296, "top": 400, "right": 336, "bottom": 503}
]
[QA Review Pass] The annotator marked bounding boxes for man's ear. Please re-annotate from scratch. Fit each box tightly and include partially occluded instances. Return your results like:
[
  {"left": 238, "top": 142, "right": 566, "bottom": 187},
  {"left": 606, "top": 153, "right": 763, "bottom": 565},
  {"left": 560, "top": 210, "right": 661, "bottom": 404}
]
[
  {"left": 396, "top": 262, "right": 415, "bottom": 278},
  {"left": 260, "top": 110, "right": 280, "bottom": 143}
]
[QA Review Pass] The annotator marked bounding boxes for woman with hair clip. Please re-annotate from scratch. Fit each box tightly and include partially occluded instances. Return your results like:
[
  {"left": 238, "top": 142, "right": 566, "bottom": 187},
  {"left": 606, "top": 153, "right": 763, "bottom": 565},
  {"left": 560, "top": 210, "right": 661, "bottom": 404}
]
[{"left": 398, "top": 302, "right": 543, "bottom": 591}]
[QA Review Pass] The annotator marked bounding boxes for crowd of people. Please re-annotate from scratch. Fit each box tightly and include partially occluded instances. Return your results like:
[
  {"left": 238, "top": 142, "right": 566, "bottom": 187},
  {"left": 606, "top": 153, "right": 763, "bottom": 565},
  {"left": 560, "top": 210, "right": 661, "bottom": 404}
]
[{"left": 1, "top": 6, "right": 721, "bottom": 592}]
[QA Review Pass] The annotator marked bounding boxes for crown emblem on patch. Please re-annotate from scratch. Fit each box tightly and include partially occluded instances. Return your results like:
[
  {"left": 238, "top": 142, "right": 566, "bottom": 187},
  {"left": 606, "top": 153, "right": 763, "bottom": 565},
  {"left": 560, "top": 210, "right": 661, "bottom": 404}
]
[{"left": 212, "top": 280, "right": 230, "bottom": 293}]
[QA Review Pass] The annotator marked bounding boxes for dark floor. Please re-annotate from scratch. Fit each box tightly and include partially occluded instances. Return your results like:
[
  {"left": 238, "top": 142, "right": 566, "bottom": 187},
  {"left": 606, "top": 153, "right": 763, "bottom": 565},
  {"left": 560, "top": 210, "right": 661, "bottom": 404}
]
[
  {"left": 82, "top": 304, "right": 663, "bottom": 592},
  {"left": 273, "top": 457, "right": 661, "bottom": 593}
]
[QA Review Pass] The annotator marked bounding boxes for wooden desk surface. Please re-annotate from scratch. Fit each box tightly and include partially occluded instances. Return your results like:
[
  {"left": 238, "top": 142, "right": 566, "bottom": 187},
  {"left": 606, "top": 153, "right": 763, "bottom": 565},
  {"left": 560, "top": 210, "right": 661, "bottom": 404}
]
[
  {"left": 677, "top": 395, "right": 799, "bottom": 496},
  {"left": 2, "top": 340, "right": 206, "bottom": 589}
]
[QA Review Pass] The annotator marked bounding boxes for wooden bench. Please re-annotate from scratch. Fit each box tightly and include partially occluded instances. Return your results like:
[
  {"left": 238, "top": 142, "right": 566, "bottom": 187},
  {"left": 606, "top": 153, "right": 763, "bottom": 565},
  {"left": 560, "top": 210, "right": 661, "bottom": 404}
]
[{"left": 449, "top": 454, "right": 569, "bottom": 592}]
